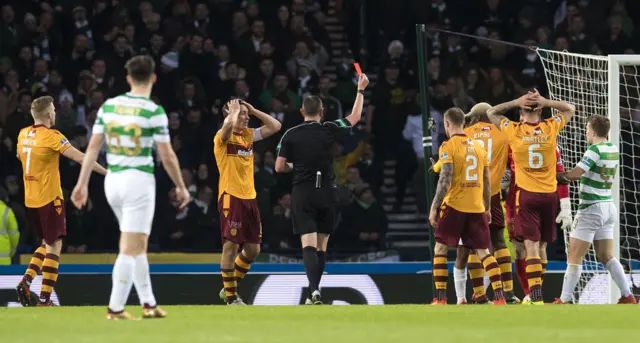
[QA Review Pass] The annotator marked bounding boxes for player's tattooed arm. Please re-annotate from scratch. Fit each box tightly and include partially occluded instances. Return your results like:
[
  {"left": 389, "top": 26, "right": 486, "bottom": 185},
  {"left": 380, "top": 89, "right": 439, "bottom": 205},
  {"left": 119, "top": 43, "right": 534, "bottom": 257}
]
[
  {"left": 219, "top": 99, "right": 241, "bottom": 142},
  {"left": 486, "top": 100, "right": 517, "bottom": 129},
  {"left": 431, "top": 163, "right": 453, "bottom": 210},
  {"left": 483, "top": 166, "right": 491, "bottom": 210}
]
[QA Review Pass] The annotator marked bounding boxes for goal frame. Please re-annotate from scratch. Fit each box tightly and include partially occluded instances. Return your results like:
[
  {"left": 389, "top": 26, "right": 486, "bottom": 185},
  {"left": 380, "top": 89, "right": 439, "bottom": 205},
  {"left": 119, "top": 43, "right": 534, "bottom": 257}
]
[{"left": 606, "top": 54, "right": 638, "bottom": 304}]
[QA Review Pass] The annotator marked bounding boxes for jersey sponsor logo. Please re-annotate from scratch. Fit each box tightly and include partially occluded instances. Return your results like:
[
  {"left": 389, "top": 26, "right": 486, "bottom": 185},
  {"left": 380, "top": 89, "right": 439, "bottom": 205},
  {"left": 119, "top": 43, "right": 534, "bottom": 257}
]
[
  {"left": 226, "top": 142, "right": 253, "bottom": 157},
  {"left": 157, "top": 127, "right": 169, "bottom": 135},
  {"left": 531, "top": 128, "right": 543, "bottom": 135}
]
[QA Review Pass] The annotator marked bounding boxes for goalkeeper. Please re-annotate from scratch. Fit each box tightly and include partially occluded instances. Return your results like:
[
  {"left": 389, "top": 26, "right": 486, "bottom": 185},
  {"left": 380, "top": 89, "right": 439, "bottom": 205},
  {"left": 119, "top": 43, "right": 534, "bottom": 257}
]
[{"left": 553, "top": 115, "right": 636, "bottom": 304}]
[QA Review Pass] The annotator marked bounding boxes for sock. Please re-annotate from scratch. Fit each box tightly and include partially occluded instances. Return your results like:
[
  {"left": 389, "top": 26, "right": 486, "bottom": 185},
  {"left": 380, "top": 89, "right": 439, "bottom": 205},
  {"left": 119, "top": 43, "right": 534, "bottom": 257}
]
[
  {"left": 541, "top": 259, "right": 548, "bottom": 283},
  {"left": 133, "top": 254, "right": 156, "bottom": 307},
  {"left": 494, "top": 248, "right": 514, "bottom": 293},
  {"left": 317, "top": 251, "right": 326, "bottom": 287},
  {"left": 22, "top": 245, "right": 46, "bottom": 286},
  {"left": 525, "top": 257, "right": 543, "bottom": 302},
  {"left": 467, "top": 253, "right": 487, "bottom": 301},
  {"left": 221, "top": 268, "right": 237, "bottom": 303},
  {"left": 433, "top": 254, "right": 448, "bottom": 301},
  {"left": 453, "top": 267, "right": 467, "bottom": 301},
  {"left": 515, "top": 258, "right": 529, "bottom": 295},
  {"left": 481, "top": 255, "right": 504, "bottom": 300},
  {"left": 40, "top": 253, "right": 60, "bottom": 302},
  {"left": 483, "top": 274, "right": 491, "bottom": 291},
  {"left": 560, "top": 263, "right": 582, "bottom": 303},
  {"left": 302, "top": 246, "right": 320, "bottom": 294},
  {"left": 234, "top": 251, "right": 253, "bottom": 284},
  {"left": 606, "top": 258, "right": 632, "bottom": 297},
  {"left": 108, "top": 254, "right": 135, "bottom": 312}
]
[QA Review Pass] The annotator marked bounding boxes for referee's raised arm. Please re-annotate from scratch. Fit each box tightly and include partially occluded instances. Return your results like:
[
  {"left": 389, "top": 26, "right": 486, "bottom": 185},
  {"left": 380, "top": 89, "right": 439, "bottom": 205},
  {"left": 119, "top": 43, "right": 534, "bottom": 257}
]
[{"left": 344, "top": 74, "right": 369, "bottom": 126}]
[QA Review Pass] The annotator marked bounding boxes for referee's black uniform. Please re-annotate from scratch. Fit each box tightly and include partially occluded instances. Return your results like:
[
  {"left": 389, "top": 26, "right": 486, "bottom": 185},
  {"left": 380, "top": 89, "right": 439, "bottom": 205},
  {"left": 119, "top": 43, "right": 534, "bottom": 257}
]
[{"left": 276, "top": 118, "right": 352, "bottom": 235}]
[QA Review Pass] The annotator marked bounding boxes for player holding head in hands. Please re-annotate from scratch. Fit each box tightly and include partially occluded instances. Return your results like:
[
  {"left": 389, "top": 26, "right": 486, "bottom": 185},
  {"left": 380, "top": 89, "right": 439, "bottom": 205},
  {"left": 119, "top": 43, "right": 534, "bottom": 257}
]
[
  {"left": 487, "top": 90, "right": 575, "bottom": 304},
  {"left": 71, "top": 55, "right": 190, "bottom": 319},
  {"left": 214, "top": 99, "right": 282, "bottom": 305},
  {"left": 452, "top": 103, "right": 518, "bottom": 304},
  {"left": 554, "top": 115, "right": 636, "bottom": 304},
  {"left": 275, "top": 73, "right": 369, "bottom": 305},
  {"left": 15, "top": 96, "right": 106, "bottom": 307},
  {"left": 429, "top": 107, "right": 506, "bottom": 306}
]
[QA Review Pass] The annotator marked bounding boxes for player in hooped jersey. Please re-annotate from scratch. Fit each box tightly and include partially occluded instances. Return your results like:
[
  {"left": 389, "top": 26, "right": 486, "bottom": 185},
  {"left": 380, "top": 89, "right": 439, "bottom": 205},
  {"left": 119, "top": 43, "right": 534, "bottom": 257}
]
[
  {"left": 429, "top": 108, "right": 506, "bottom": 305},
  {"left": 553, "top": 115, "right": 635, "bottom": 304},
  {"left": 72, "top": 56, "right": 190, "bottom": 319},
  {"left": 487, "top": 90, "right": 575, "bottom": 304},
  {"left": 15, "top": 96, "right": 106, "bottom": 306},
  {"left": 214, "top": 99, "right": 282, "bottom": 305},
  {"left": 506, "top": 145, "right": 572, "bottom": 303}
]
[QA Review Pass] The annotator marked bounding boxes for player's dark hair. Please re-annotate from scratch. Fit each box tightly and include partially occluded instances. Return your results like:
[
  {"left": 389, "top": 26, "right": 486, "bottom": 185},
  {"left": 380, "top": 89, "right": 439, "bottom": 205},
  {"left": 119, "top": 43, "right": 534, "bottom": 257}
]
[
  {"left": 444, "top": 107, "right": 465, "bottom": 126},
  {"left": 125, "top": 55, "right": 155, "bottom": 83},
  {"left": 302, "top": 95, "right": 323, "bottom": 116},
  {"left": 588, "top": 115, "right": 610, "bottom": 137}
]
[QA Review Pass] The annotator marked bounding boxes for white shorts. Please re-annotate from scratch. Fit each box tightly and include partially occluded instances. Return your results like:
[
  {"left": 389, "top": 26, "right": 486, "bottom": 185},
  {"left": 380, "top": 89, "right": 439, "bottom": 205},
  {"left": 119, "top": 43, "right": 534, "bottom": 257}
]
[
  {"left": 569, "top": 202, "right": 616, "bottom": 244},
  {"left": 104, "top": 169, "right": 156, "bottom": 235}
]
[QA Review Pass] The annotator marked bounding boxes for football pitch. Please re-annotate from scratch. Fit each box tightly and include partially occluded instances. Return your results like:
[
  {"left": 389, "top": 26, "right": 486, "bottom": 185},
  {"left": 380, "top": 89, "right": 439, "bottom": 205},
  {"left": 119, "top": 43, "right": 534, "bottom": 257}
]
[{"left": 1, "top": 305, "right": 638, "bottom": 342}]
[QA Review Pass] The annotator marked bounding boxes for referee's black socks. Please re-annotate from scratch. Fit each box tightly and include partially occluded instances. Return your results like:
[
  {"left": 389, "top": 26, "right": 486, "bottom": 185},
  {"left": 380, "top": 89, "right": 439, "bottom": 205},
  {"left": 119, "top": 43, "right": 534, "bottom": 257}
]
[
  {"left": 317, "top": 250, "right": 326, "bottom": 283},
  {"left": 303, "top": 246, "right": 320, "bottom": 293}
]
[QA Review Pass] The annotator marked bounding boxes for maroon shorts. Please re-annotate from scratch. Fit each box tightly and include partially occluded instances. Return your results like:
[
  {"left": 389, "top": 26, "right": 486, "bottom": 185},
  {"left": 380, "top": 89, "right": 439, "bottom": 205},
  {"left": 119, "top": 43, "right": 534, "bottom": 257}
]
[
  {"left": 27, "top": 197, "right": 66, "bottom": 245},
  {"left": 515, "top": 189, "right": 558, "bottom": 243},
  {"left": 436, "top": 204, "right": 490, "bottom": 250},
  {"left": 218, "top": 193, "right": 262, "bottom": 245},
  {"left": 490, "top": 193, "right": 504, "bottom": 231}
]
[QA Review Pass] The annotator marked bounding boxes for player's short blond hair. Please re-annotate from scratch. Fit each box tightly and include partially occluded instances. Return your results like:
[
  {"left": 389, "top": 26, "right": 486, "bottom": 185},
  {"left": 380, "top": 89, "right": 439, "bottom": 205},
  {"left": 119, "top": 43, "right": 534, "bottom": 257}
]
[
  {"left": 465, "top": 102, "right": 492, "bottom": 127},
  {"left": 31, "top": 96, "right": 54, "bottom": 120}
]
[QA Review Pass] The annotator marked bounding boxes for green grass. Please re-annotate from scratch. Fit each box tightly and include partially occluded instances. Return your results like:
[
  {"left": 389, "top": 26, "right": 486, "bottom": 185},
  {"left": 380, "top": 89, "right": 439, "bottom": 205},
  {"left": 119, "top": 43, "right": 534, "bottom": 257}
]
[{"left": 0, "top": 305, "right": 638, "bottom": 343}]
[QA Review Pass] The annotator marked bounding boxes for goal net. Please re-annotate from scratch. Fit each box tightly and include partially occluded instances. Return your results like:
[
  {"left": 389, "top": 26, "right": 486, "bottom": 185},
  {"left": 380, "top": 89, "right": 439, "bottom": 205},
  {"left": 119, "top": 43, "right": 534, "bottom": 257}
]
[{"left": 537, "top": 49, "right": 640, "bottom": 304}]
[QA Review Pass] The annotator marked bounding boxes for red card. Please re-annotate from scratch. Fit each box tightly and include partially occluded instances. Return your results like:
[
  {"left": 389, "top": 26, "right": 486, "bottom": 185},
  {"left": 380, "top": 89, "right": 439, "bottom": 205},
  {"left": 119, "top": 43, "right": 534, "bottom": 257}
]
[{"left": 353, "top": 63, "right": 362, "bottom": 76}]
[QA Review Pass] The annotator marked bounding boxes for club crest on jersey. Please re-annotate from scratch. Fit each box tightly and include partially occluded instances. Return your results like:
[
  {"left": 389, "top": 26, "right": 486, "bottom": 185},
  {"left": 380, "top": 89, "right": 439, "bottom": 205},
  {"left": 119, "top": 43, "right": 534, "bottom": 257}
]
[
  {"left": 27, "top": 130, "right": 36, "bottom": 137},
  {"left": 531, "top": 128, "right": 543, "bottom": 135}
]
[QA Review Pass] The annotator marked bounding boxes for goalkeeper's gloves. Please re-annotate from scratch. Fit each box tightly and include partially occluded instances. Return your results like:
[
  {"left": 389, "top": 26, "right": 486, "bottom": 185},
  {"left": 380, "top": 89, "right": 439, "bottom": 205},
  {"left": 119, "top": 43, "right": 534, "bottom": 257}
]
[{"left": 556, "top": 197, "right": 572, "bottom": 230}]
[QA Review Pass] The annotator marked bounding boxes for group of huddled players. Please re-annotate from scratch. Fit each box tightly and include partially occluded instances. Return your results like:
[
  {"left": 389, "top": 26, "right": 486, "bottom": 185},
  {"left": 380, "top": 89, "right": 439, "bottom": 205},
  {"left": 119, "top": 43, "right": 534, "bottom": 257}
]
[{"left": 429, "top": 90, "right": 636, "bottom": 305}]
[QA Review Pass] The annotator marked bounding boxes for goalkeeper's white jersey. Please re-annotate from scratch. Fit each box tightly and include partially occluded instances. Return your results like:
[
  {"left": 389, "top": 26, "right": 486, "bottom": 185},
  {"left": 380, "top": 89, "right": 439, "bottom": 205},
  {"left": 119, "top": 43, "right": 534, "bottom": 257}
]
[
  {"left": 576, "top": 142, "right": 619, "bottom": 210},
  {"left": 92, "top": 93, "right": 170, "bottom": 174}
]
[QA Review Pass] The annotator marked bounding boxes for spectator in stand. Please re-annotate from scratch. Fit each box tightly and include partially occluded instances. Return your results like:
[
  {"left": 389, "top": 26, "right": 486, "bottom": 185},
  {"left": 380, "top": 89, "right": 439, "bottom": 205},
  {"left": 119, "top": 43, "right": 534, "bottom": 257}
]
[
  {"left": 339, "top": 184, "right": 387, "bottom": 252},
  {"left": 317, "top": 75, "right": 343, "bottom": 121},
  {"left": 160, "top": 188, "right": 201, "bottom": 251},
  {"left": 294, "top": 61, "right": 318, "bottom": 98},
  {"left": 5, "top": 91, "right": 32, "bottom": 144},
  {"left": 234, "top": 79, "right": 259, "bottom": 106},
  {"left": 600, "top": 15, "right": 632, "bottom": 54},
  {"left": 0, "top": 66, "right": 20, "bottom": 123},
  {"left": 55, "top": 91, "right": 77, "bottom": 138},
  {"left": 251, "top": 58, "right": 275, "bottom": 94},
  {"left": 237, "top": 18, "right": 268, "bottom": 67},
  {"left": 445, "top": 76, "right": 475, "bottom": 112},
  {"left": 286, "top": 40, "right": 328, "bottom": 80},
  {"left": 268, "top": 193, "right": 296, "bottom": 251},
  {"left": 259, "top": 72, "right": 301, "bottom": 112}
]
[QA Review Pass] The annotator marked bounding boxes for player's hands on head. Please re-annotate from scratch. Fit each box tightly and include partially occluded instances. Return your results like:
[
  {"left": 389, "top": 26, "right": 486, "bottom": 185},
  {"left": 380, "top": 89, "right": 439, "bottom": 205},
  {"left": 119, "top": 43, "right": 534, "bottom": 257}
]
[
  {"left": 227, "top": 99, "right": 241, "bottom": 114},
  {"left": 357, "top": 74, "right": 369, "bottom": 90},
  {"left": 239, "top": 100, "right": 256, "bottom": 115},
  {"left": 175, "top": 187, "right": 191, "bottom": 210},
  {"left": 70, "top": 184, "right": 88, "bottom": 210}
]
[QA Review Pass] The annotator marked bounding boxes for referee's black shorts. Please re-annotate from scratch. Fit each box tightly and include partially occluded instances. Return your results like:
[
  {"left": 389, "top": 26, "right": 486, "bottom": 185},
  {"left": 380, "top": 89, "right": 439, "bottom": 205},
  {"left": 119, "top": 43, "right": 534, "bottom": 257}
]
[{"left": 291, "top": 183, "right": 338, "bottom": 235}]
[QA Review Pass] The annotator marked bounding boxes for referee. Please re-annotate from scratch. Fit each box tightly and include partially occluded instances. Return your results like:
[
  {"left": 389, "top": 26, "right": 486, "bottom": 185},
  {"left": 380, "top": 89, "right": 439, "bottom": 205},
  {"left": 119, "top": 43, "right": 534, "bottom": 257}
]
[{"left": 275, "top": 73, "right": 369, "bottom": 304}]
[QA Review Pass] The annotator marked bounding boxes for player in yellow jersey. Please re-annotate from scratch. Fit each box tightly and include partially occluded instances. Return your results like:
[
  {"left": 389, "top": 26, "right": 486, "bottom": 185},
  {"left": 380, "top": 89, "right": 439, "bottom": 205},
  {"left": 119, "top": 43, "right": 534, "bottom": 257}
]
[
  {"left": 15, "top": 96, "right": 106, "bottom": 306},
  {"left": 214, "top": 99, "right": 282, "bottom": 305},
  {"left": 487, "top": 90, "right": 575, "bottom": 304},
  {"left": 429, "top": 107, "right": 506, "bottom": 305},
  {"left": 448, "top": 103, "right": 519, "bottom": 304}
]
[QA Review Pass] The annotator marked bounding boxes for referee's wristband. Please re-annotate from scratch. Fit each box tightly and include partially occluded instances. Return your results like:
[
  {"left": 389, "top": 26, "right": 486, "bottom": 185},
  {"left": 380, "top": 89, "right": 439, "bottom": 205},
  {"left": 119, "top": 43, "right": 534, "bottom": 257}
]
[{"left": 358, "top": 89, "right": 365, "bottom": 95}]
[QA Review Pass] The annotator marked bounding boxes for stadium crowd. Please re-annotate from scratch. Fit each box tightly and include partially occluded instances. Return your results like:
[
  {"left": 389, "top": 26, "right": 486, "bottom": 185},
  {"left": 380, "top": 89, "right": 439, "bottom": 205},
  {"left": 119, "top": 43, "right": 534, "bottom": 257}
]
[{"left": 0, "top": 0, "right": 638, "bottom": 259}]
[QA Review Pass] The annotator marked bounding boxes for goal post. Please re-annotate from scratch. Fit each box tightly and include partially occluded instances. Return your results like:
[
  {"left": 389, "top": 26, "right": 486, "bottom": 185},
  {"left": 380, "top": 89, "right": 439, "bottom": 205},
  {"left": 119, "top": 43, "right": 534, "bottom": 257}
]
[{"left": 537, "top": 49, "right": 640, "bottom": 304}]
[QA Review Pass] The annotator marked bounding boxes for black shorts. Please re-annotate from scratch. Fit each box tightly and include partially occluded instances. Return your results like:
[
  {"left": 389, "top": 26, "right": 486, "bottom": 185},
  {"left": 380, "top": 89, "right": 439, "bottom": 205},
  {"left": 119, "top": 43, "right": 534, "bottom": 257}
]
[{"left": 291, "top": 184, "right": 338, "bottom": 235}]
